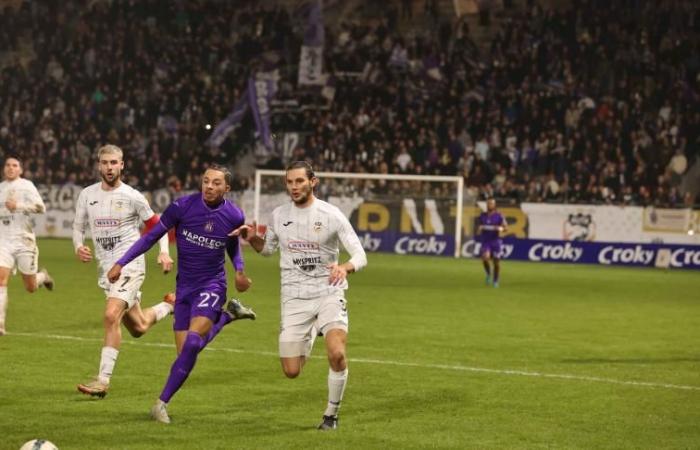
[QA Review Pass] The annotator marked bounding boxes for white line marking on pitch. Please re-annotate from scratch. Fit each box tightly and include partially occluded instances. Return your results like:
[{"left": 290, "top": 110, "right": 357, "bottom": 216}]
[{"left": 8, "top": 331, "right": 700, "bottom": 392}]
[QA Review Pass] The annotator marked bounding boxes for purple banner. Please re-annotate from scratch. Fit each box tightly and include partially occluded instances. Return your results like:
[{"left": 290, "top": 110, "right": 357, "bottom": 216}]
[
  {"left": 207, "top": 92, "right": 249, "bottom": 147},
  {"left": 248, "top": 72, "right": 278, "bottom": 149},
  {"left": 298, "top": 0, "right": 324, "bottom": 85}
]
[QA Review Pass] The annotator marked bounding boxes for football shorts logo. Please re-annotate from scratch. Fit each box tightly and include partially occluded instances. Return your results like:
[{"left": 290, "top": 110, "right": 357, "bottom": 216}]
[
  {"left": 283, "top": 221, "right": 293, "bottom": 227},
  {"left": 204, "top": 221, "right": 214, "bottom": 232},
  {"left": 89, "top": 200, "right": 99, "bottom": 205}
]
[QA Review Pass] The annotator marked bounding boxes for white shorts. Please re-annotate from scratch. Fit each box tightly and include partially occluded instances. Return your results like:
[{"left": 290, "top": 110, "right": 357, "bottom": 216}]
[
  {"left": 279, "top": 295, "right": 349, "bottom": 358},
  {"left": 99, "top": 270, "right": 145, "bottom": 309},
  {"left": 0, "top": 238, "right": 38, "bottom": 275}
]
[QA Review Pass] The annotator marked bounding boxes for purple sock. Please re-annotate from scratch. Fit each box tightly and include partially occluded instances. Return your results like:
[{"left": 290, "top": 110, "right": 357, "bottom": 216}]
[
  {"left": 159, "top": 331, "right": 205, "bottom": 403},
  {"left": 202, "top": 312, "right": 233, "bottom": 347}
]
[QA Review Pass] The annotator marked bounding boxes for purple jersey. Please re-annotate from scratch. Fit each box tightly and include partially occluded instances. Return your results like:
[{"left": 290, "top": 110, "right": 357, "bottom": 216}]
[
  {"left": 479, "top": 211, "right": 506, "bottom": 242},
  {"left": 117, "top": 193, "right": 245, "bottom": 299}
]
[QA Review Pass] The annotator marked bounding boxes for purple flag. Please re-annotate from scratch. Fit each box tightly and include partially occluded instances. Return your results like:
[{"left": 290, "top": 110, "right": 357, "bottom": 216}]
[
  {"left": 298, "top": 0, "right": 324, "bottom": 85},
  {"left": 248, "top": 71, "right": 279, "bottom": 149},
  {"left": 207, "top": 92, "right": 249, "bottom": 147}
]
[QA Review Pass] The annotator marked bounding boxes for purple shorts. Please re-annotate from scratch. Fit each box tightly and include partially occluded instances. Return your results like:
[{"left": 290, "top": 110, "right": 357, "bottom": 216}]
[
  {"left": 480, "top": 239, "right": 503, "bottom": 258},
  {"left": 173, "top": 288, "right": 226, "bottom": 331}
]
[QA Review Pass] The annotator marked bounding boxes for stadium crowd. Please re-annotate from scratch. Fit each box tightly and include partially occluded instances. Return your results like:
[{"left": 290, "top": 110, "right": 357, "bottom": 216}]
[{"left": 0, "top": 0, "right": 698, "bottom": 207}]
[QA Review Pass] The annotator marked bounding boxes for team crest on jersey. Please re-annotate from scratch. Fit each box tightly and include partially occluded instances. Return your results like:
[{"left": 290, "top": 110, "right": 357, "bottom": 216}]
[
  {"left": 204, "top": 221, "right": 214, "bottom": 232},
  {"left": 314, "top": 221, "right": 323, "bottom": 232},
  {"left": 112, "top": 199, "right": 127, "bottom": 211}
]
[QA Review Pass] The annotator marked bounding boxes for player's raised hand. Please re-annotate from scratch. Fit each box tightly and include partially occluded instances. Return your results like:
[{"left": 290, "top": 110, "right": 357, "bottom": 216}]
[
  {"left": 229, "top": 221, "right": 257, "bottom": 241},
  {"left": 327, "top": 263, "right": 348, "bottom": 286},
  {"left": 235, "top": 271, "right": 252, "bottom": 292},
  {"left": 107, "top": 264, "right": 122, "bottom": 283},
  {"left": 76, "top": 245, "right": 93, "bottom": 262},
  {"left": 157, "top": 252, "right": 174, "bottom": 274}
]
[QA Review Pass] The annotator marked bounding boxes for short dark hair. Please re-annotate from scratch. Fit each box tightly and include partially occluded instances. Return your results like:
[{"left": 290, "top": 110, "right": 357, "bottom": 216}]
[
  {"left": 207, "top": 163, "right": 233, "bottom": 186},
  {"left": 3, "top": 154, "right": 22, "bottom": 166},
  {"left": 286, "top": 160, "right": 315, "bottom": 180}
]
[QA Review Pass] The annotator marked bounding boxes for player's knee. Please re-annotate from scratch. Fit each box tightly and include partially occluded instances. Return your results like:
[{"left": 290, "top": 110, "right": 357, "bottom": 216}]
[
  {"left": 103, "top": 310, "right": 122, "bottom": 328},
  {"left": 281, "top": 359, "right": 303, "bottom": 378},
  {"left": 182, "top": 332, "right": 204, "bottom": 356},
  {"left": 24, "top": 283, "right": 38, "bottom": 293},
  {"left": 327, "top": 348, "right": 346, "bottom": 369},
  {"left": 283, "top": 367, "right": 301, "bottom": 378},
  {"left": 127, "top": 324, "right": 147, "bottom": 338}
]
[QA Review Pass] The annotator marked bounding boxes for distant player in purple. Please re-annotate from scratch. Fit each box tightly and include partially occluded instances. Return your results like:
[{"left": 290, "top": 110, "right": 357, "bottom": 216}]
[
  {"left": 107, "top": 164, "right": 256, "bottom": 424},
  {"left": 478, "top": 198, "right": 507, "bottom": 288}
]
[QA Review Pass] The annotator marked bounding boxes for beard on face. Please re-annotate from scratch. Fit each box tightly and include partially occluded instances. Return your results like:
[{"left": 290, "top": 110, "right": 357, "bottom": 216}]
[
  {"left": 101, "top": 171, "right": 120, "bottom": 186},
  {"left": 291, "top": 184, "right": 313, "bottom": 205}
]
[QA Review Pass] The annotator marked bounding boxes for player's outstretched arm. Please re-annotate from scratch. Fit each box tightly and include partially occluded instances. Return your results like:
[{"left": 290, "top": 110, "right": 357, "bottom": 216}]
[
  {"left": 145, "top": 214, "right": 174, "bottom": 274},
  {"left": 113, "top": 222, "right": 169, "bottom": 278},
  {"left": 230, "top": 221, "right": 265, "bottom": 253}
]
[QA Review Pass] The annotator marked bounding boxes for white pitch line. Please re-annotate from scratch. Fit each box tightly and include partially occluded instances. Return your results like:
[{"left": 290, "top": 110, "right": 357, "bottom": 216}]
[{"left": 7, "top": 331, "right": 700, "bottom": 392}]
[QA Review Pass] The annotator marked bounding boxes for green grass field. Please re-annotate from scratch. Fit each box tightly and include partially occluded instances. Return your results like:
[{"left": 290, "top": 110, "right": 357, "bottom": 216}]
[{"left": 0, "top": 239, "right": 699, "bottom": 450}]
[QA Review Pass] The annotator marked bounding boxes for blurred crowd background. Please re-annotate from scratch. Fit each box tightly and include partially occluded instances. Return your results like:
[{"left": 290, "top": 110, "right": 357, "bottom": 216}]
[{"left": 0, "top": 0, "right": 698, "bottom": 206}]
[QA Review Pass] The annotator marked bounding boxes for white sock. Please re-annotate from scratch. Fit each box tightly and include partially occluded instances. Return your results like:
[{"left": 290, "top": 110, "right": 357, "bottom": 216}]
[
  {"left": 35, "top": 271, "right": 46, "bottom": 286},
  {"left": 0, "top": 286, "right": 7, "bottom": 329},
  {"left": 152, "top": 302, "right": 172, "bottom": 321},
  {"left": 98, "top": 346, "right": 119, "bottom": 384},
  {"left": 324, "top": 367, "right": 348, "bottom": 417}
]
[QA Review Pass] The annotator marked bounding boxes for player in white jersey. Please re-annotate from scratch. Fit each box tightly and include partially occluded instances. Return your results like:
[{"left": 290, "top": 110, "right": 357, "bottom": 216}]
[
  {"left": 232, "top": 161, "right": 367, "bottom": 430},
  {"left": 0, "top": 156, "right": 54, "bottom": 335},
  {"left": 73, "top": 145, "right": 175, "bottom": 398}
]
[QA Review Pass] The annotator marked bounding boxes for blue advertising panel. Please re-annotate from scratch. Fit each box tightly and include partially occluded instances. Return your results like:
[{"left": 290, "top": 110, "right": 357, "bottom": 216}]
[{"left": 358, "top": 231, "right": 700, "bottom": 269}]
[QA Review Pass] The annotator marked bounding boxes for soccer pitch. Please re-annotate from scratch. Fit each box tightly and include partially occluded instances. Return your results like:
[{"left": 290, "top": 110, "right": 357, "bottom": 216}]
[{"left": 1, "top": 239, "right": 698, "bottom": 450}]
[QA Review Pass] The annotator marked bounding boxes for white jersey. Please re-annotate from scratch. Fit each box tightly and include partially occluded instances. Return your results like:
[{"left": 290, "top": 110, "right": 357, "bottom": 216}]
[
  {"left": 262, "top": 198, "right": 367, "bottom": 300},
  {"left": 73, "top": 182, "right": 155, "bottom": 275},
  {"left": 0, "top": 178, "right": 45, "bottom": 242}
]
